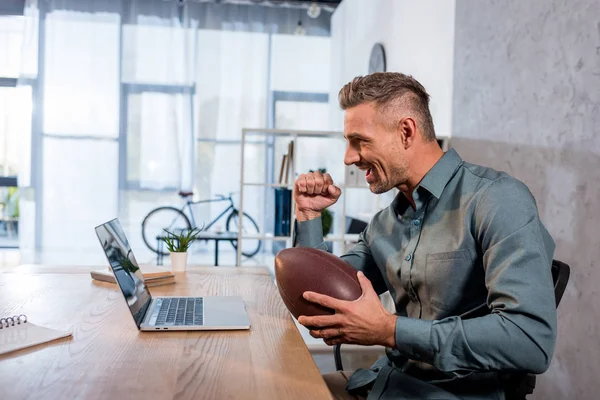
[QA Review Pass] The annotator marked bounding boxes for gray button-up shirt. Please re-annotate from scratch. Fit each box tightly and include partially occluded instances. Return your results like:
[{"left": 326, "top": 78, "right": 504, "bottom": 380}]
[{"left": 295, "top": 149, "right": 557, "bottom": 400}]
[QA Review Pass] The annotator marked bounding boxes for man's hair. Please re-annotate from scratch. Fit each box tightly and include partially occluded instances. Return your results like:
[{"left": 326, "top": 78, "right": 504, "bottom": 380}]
[{"left": 338, "top": 72, "right": 436, "bottom": 141}]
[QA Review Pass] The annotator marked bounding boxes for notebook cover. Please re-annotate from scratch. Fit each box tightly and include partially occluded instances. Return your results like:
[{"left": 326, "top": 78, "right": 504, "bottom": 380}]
[{"left": 0, "top": 322, "right": 72, "bottom": 356}]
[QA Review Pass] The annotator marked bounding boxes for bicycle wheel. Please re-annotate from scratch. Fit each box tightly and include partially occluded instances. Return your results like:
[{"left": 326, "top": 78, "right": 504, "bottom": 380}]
[
  {"left": 142, "top": 207, "right": 192, "bottom": 255},
  {"left": 226, "top": 210, "right": 261, "bottom": 258}
]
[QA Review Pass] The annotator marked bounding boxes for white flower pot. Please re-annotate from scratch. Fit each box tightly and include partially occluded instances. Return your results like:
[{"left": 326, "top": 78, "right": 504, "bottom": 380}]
[{"left": 170, "top": 252, "right": 188, "bottom": 272}]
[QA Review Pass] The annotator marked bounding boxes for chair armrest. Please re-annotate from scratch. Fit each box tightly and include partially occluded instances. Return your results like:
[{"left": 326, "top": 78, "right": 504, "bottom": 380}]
[
  {"left": 334, "top": 344, "right": 343, "bottom": 371},
  {"left": 503, "top": 373, "right": 536, "bottom": 400}
]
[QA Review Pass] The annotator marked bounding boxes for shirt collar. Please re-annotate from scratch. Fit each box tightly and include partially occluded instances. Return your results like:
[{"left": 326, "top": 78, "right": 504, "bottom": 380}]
[
  {"left": 391, "top": 149, "right": 463, "bottom": 214},
  {"left": 417, "top": 148, "right": 463, "bottom": 199}
]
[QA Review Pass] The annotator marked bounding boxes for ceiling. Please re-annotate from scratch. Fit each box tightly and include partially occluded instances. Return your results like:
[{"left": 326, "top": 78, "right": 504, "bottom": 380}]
[{"left": 189, "top": 1, "right": 342, "bottom": 12}]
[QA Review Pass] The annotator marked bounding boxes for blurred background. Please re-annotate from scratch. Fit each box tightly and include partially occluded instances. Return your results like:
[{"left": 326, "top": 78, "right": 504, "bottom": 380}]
[{"left": 1, "top": 0, "right": 598, "bottom": 397}]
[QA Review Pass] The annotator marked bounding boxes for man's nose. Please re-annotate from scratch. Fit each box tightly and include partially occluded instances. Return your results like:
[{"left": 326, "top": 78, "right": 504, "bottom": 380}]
[{"left": 344, "top": 145, "right": 360, "bottom": 166}]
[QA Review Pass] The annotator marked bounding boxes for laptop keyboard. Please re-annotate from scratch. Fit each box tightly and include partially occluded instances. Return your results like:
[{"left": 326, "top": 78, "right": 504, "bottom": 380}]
[{"left": 155, "top": 297, "right": 204, "bottom": 326}]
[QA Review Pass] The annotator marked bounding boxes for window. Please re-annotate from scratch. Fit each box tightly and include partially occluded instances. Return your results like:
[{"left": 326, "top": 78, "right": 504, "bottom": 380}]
[{"left": 0, "top": 14, "right": 27, "bottom": 248}]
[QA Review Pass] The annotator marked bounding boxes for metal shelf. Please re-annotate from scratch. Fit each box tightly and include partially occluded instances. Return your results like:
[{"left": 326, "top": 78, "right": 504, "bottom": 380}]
[
  {"left": 242, "top": 128, "right": 343, "bottom": 138},
  {"left": 324, "top": 234, "right": 360, "bottom": 242},
  {"left": 241, "top": 234, "right": 292, "bottom": 240},
  {"left": 243, "top": 183, "right": 293, "bottom": 188},
  {"left": 243, "top": 182, "right": 369, "bottom": 190},
  {"left": 239, "top": 234, "right": 361, "bottom": 242}
]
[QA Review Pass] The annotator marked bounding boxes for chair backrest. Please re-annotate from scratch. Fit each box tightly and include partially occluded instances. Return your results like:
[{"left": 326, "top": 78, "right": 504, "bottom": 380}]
[{"left": 551, "top": 260, "right": 570, "bottom": 308}]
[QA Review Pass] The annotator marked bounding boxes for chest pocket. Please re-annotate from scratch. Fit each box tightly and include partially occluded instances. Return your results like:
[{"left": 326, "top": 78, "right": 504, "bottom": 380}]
[{"left": 424, "top": 249, "right": 477, "bottom": 312}]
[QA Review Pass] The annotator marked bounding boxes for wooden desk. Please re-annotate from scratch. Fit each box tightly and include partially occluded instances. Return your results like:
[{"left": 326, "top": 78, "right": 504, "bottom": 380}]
[{"left": 0, "top": 266, "right": 332, "bottom": 400}]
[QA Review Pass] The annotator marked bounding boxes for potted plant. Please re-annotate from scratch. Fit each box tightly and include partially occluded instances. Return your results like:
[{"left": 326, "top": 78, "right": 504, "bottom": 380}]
[{"left": 161, "top": 228, "right": 201, "bottom": 272}]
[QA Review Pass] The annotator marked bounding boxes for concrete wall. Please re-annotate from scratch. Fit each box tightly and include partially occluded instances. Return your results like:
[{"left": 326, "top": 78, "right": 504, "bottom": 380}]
[{"left": 452, "top": 1, "right": 600, "bottom": 398}]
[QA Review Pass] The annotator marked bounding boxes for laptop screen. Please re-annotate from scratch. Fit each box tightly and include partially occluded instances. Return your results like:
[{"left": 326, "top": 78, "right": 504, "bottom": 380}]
[{"left": 95, "top": 219, "right": 151, "bottom": 328}]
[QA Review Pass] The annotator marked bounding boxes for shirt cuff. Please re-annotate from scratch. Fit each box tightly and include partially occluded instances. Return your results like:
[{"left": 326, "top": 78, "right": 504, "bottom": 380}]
[
  {"left": 294, "top": 218, "right": 323, "bottom": 248},
  {"left": 395, "top": 316, "right": 433, "bottom": 362}
]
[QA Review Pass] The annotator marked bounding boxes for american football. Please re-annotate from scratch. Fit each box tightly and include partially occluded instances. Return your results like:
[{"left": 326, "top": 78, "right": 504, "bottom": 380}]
[{"left": 274, "top": 247, "right": 362, "bottom": 319}]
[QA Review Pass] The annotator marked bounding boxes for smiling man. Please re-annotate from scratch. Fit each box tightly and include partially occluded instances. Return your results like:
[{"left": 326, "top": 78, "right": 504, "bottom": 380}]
[{"left": 293, "top": 72, "right": 557, "bottom": 399}]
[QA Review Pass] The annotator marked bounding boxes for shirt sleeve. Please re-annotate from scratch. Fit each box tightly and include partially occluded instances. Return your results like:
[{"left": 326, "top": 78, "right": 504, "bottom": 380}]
[
  {"left": 394, "top": 177, "right": 557, "bottom": 375},
  {"left": 294, "top": 218, "right": 388, "bottom": 295}
]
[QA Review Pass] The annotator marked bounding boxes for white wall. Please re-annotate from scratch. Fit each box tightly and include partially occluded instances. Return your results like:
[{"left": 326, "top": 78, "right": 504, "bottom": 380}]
[
  {"left": 270, "top": 34, "right": 330, "bottom": 93},
  {"left": 329, "top": 0, "right": 455, "bottom": 221},
  {"left": 329, "top": 0, "right": 455, "bottom": 136}
]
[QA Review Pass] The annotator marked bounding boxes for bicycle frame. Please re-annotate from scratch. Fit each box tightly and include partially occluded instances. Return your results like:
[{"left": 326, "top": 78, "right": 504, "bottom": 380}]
[{"left": 180, "top": 196, "right": 236, "bottom": 231}]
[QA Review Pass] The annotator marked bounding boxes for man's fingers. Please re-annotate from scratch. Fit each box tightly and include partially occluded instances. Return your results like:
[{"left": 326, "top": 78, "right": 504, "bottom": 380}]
[
  {"left": 328, "top": 184, "right": 342, "bottom": 199},
  {"left": 313, "top": 171, "right": 325, "bottom": 194},
  {"left": 296, "top": 172, "right": 340, "bottom": 199},
  {"left": 298, "top": 314, "right": 343, "bottom": 328},
  {"left": 305, "top": 174, "right": 316, "bottom": 194},
  {"left": 356, "top": 271, "right": 375, "bottom": 300},
  {"left": 296, "top": 174, "right": 307, "bottom": 193},
  {"left": 324, "top": 337, "right": 345, "bottom": 346},
  {"left": 320, "top": 173, "right": 332, "bottom": 195},
  {"left": 303, "top": 291, "right": 346, "bottom": 311},
  {"left": 309, "top": 327, "right": 344, "bottom": 339}
]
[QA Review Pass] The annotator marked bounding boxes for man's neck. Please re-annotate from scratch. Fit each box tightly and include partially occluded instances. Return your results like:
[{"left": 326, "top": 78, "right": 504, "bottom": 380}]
[{"left": 397, "top": 143, "right": 444, "bottom": 208}]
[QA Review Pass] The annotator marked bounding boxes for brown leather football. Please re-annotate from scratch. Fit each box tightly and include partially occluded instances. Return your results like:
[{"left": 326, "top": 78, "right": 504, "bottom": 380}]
[{"left": 274, "top": 247, "right": 362, "bottom": 319}]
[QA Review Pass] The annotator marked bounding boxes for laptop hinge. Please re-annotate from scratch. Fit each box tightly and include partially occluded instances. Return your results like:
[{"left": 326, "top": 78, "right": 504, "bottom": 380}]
[{"left": 137, "top": 297, "right": 153, "bottom": 329}]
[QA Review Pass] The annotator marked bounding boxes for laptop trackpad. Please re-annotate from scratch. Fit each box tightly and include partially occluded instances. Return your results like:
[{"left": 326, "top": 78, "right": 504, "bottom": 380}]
[{"left": 203, "top": 296, "right": 250, "bottom": 328}]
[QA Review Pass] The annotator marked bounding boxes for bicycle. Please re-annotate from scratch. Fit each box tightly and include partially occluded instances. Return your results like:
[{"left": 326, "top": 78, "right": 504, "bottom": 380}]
[{"left": 141, "top": 191, "right": 261, "bottom": 258}]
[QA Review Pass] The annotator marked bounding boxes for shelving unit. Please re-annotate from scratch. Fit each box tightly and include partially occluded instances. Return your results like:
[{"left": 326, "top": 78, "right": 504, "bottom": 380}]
[
  {"left": 236, "top": 128, "right": 450, "bottom": 266},
  {"left": 237, "top": 128, "right": 365, "bottom": 265}
]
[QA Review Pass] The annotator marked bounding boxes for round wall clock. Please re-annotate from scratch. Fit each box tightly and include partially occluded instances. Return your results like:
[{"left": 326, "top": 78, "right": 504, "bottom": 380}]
[{"left": 368, "top": 43, "right": 386, "bottom": 74}]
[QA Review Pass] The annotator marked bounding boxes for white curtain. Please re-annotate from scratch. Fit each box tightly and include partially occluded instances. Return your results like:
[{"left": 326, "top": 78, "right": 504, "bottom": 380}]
[
  {"left": 41, "top": 0, "right": 121, "bottom": 253},
  {"left": 194, "top": 29, "right": 269, "bottom": 223},
  {"left": 14, "top": 0, "right": 332, "bottom": 258},
  {"left": 123, "top": 3, "right": 197, "bottom": 191}
]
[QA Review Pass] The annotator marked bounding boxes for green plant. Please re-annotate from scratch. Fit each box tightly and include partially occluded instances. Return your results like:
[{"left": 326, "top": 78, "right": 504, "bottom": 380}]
[
  {"left": 7, "top": 187, "right": 18, "bottom": 218},
  {"left": 321, "top": 208, "right": 333, "bottom": 236},
  {"left": 161, "top": 228, "right": 202, "bottom": 253},
  {"left": 309, "top": 168, "right": 333, "bottom": 237}
]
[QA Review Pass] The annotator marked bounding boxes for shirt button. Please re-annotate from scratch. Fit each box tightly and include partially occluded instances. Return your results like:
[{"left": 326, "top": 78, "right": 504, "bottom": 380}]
[
  {"left": 413, "top": 353, "right": 421, "bottom": 360},
  {"left": 413, "top": 219, "right": 420, "bottom": 226},
  {"left": 405, "top": 254, "right": 412, "bottom": 261}
]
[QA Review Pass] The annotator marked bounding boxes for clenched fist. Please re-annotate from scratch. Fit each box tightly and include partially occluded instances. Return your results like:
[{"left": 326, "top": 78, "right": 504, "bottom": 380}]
[{"left": 294, "top": 170, "right": 342, "bottom": 222}]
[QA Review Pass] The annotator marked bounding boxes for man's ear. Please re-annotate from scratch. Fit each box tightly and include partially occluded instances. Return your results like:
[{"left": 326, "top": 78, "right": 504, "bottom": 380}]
[{"left": 398, "top": 117, "right": 417, "bottom": 149}]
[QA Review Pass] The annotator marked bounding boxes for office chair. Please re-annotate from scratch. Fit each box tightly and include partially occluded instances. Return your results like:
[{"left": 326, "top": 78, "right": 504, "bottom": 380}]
[{"left": 333, "top": 259, "right": 571, "bottom": 400}]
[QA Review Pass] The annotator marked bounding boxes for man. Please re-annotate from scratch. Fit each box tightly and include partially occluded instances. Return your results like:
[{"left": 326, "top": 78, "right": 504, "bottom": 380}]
[{"left": 293, "top": 72, "right": 556, "bottom": 399}]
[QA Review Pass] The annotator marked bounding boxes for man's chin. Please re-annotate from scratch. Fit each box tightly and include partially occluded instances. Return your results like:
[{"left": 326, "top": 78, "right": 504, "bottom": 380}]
[{"left": 368, "top": 181, "right": 392, "bottom": 194}]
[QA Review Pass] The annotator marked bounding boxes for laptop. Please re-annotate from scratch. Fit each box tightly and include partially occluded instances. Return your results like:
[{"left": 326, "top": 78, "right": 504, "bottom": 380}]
[{"left": 95, "top": 218, "right": 251, "bottom": 331}]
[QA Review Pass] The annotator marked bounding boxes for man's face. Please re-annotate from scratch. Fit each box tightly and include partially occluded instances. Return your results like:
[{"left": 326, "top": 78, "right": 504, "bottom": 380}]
[{"left": 343, "top": 103, "right": 408, "bottom": 194}]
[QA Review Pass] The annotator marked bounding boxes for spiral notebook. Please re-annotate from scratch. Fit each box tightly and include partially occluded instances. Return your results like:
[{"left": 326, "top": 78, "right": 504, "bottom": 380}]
[{"left": 0, "top": 314, "right": 72, "bottom": 356}]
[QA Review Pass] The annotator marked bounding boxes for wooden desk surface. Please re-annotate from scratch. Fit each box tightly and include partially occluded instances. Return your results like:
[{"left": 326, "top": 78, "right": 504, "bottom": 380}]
[{"left": 0, "top": 266, "right": 332, "bottom": 400}]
